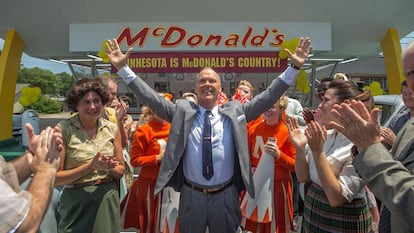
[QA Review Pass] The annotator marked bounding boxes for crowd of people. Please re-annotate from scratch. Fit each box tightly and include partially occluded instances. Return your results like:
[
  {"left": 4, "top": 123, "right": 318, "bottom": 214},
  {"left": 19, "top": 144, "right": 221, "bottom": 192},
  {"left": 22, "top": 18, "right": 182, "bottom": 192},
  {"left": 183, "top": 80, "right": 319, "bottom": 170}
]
[{"left": 2, "top": 36, "right": 414, "bottom": 233}]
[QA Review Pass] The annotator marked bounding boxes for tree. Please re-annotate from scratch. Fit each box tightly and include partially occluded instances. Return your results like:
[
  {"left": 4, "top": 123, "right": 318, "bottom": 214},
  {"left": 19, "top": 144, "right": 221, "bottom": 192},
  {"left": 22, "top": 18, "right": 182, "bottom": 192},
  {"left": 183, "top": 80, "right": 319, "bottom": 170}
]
[
  {"left": 18, "top": 67, "right": 76, "bottom": 95},
  {"left": 25, "top": 95, "right": 63, "bottom": 113},
  {"left": 55, "top": 72, "right": 76, "bottom": 96},
  {"left": 17, "top": 67, "right": 74, "bottom": 114}
]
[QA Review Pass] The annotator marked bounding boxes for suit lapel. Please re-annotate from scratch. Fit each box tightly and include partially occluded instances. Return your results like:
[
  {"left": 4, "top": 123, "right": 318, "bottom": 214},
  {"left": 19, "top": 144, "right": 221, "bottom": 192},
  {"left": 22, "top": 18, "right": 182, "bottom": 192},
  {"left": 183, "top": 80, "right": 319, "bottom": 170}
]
[
  {"left": 393, "top": 118, "right": 414, "bottom": 160},
  {"left": 396, "top": 137, "right": 414, "bottom": 164},
  {"left": 391, "top": 127, "right": 407, "bottom": 157}
]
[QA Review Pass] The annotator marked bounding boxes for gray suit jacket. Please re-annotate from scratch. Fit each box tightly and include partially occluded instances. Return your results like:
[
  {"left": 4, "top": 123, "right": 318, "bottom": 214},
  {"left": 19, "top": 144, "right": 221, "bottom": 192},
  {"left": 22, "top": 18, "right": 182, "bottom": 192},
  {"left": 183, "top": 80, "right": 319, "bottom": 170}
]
[
  {"left": 126, "top": 74, "right": 289, "bottom": 198},
  {"left": 353, "top": 117, "right": 414, "bottom": 232}
]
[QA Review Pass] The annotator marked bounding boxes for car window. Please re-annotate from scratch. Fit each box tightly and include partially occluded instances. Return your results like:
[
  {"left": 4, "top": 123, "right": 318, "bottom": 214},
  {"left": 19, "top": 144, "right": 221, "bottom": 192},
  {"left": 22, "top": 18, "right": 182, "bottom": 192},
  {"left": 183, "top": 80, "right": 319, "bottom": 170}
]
[
  {"left": 374, "top": 95, "right": 407, "bottom": 127},
  {"left": 375, "top": 103, "right": 396, "bottom": 126}
]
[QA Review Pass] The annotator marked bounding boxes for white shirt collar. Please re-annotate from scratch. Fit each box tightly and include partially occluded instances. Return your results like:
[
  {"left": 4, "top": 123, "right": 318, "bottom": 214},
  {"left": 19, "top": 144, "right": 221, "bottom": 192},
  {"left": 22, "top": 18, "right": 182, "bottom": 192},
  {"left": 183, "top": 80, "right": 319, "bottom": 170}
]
[{"left": 199, "top": 105, "right": 219, "bottom": 118}]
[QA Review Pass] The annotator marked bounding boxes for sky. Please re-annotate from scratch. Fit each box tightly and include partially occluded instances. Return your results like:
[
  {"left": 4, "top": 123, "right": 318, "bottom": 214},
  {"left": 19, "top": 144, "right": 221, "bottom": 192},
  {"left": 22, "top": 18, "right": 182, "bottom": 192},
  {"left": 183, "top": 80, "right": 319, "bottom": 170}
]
[
  {"left": 0, "top": 38, "right": 73, "bottom": 74},
  {"left": 401, "top": 31, "right": 414, "bottom": 50}
]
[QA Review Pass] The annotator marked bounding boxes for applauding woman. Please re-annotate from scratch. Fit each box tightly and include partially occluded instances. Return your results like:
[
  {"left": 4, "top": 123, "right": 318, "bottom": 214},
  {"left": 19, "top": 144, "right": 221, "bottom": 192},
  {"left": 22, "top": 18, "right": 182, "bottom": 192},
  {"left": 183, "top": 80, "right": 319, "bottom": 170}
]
[
  {"left": 55, "top": 78, "right": 125, "bottom": 233},
  {"left": 287, "top": 79, "right": 374, "bottom": 232}
]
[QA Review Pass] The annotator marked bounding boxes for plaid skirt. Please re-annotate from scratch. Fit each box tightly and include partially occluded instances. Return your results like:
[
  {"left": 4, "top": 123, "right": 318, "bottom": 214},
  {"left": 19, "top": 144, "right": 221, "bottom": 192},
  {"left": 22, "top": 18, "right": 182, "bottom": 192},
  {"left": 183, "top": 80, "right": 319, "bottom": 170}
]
[{"left": 301, "top": 183, "right": 373, "bottom": 233}]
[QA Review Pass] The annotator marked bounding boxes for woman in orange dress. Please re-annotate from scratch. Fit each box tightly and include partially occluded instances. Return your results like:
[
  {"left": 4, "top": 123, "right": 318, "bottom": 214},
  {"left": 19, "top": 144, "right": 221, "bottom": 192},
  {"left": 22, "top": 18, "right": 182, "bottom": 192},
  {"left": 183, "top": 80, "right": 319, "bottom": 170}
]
[
  {"left": 120, "top": 103, "right": 171, "bottom": 233},
  {"left": 244, "top": 95, "right": 296, "bottom": 233}
]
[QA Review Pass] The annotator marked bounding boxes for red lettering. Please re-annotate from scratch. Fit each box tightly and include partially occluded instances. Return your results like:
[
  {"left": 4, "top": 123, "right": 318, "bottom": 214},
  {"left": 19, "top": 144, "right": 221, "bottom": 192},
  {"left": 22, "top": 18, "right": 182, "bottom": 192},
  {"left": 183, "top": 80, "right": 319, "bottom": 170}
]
[
  {"left": 269, "top": 30, "right": 285, "bottom": 47},
  {"left": 250, "top": 28, "right": 269, "bottom": 47},
  {"left": 161, "top": 27, "right": 186, "bottom": 47},
  {"left": 117, "top": 27, "right": 149, "bottom": 47},
  {"left": 205, "top": 35, "right": 222, "bottom": 47},
  {"left": 241, "top": 27, "right": 253, "bottom": 47},
  {"left": 116, "top": 25, "right": 287, "bottom": 49},
  {"left": 152, "top": 27, "right": 166, "bottom": 37},
  {"left": 187, "top": 34, "right": 203, "bottom": 47},
  {"left": 225, "top": 34, "right": 239, "bottom": 47}
]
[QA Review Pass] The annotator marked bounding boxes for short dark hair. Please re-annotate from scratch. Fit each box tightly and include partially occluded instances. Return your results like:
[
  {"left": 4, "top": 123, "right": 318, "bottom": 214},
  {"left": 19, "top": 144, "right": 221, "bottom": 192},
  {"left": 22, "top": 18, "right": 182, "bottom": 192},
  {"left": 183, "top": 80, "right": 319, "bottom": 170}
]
[
  {"left": 328, "top": 79, "right": 363, "bottom": 103},
  {"left": 329, "top": 79, "right": 374, "bottom": 110},
  {"left": 65, "top": 78, "right": 110, "bottom": 112}
]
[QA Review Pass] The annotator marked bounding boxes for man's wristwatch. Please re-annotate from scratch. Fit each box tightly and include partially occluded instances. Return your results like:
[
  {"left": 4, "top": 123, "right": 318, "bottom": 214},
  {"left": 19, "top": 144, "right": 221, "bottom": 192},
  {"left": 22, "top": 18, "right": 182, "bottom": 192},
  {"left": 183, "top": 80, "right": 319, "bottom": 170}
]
[{"left": 290, "top": 64, "right": 301, "bottom": 70}]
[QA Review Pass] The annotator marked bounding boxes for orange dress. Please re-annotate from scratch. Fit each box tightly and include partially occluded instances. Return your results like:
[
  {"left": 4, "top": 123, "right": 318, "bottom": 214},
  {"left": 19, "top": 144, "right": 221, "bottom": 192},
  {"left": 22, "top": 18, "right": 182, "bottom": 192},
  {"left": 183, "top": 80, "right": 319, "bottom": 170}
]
[
  {"left": 247, "top": 114, "right": 263, "bottom": 129},
  {"left": 244, "top": 119, "right": 296, "bottom": 233},
  {"left": 121, "top": 119, "right": 170, "bottom": 233}
]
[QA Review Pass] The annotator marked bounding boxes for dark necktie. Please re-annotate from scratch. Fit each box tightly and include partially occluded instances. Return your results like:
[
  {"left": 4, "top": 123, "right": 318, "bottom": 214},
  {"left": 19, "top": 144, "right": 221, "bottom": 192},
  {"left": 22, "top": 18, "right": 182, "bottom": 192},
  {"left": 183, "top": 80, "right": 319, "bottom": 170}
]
[
  {"left": 202, "top": 111, "right": 214, "bottom": 180},
  {"left": 379, "top": 207, "right": 391, "bottom": 233}
]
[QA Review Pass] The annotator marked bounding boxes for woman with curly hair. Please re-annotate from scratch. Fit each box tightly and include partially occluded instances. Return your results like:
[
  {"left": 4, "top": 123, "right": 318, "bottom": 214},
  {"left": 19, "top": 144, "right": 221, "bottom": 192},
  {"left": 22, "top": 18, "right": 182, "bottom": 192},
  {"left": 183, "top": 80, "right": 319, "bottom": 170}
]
[{"left": 56, "top": 78, "right": 125, "bottom": 233}]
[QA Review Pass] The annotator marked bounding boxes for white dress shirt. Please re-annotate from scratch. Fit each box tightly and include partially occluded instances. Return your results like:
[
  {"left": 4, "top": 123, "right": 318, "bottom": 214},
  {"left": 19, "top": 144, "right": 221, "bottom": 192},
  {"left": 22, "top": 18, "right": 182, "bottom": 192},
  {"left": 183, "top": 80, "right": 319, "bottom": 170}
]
[{"left": 307, "top": 130, "right": 367, "bottom": 201}]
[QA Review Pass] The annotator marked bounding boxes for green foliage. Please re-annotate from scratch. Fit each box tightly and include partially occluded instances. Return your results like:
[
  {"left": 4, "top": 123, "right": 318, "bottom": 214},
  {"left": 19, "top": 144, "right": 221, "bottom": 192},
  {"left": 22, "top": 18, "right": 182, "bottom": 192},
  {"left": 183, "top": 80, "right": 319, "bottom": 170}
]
[
  {"left": 18, "top": 67, "right": 75, "bottom": 96},
  {"left": 24, "top": 95, "right": 63, "bottom": 114},
  {"left": 55, "top": 72, "right": 76, "bottom": 96},
  {"left": 16, "top": 67, "right": 75, "bottom": 113}
]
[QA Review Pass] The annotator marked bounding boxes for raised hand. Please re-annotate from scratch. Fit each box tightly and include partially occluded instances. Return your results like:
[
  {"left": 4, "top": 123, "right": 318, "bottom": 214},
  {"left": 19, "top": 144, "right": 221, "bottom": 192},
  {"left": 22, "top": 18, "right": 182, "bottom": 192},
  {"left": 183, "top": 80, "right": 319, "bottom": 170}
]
[
  {"left": 285, "top": 37, "right": 312, "bottom": 68},
  {"left": 105, "top": 39, "right": 133, "bottom": 70},
  {"left": 287, "top": 117, "right": 307, "bottom": 152}
]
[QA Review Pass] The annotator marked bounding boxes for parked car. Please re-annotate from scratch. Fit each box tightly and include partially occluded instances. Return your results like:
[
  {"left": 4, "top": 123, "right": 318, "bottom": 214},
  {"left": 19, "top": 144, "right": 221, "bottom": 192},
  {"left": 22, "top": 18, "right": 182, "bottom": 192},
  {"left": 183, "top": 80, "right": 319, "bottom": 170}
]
[{"left": 374, "top": 94, "right": 407, "bottom": 127}]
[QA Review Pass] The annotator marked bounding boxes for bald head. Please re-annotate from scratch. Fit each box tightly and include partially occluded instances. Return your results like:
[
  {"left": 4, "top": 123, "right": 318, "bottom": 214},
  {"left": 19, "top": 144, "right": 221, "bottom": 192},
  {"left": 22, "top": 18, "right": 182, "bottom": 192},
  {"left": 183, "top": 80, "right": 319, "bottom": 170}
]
[
  {"left": 194, "top": 67, "right": 222, "bottom": 109},
  {"left": 402, "top": 40, "right": 414, "bottom": 91},
  {"left": 196, "top": 67, "right": 221, "bottom": 84}
]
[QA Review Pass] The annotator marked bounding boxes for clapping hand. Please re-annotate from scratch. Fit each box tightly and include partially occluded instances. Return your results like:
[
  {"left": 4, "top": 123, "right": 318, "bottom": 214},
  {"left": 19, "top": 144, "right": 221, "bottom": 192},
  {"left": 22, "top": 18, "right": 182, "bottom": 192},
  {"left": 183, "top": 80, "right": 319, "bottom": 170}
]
[
  {"left": 25, "top": 123, "right": 40, "bottom": 155},
  {"left": 90, "top": 152, "right": 119, "bottom": 171},
  {"left": 26, "top": 126, "right": 62, "bottom": 172},
  {"left": 380, "top": 127, "right": 396, "bottom": 146},
  {"left": 330, "top": 100, "right": 381, "bottom": 150},
  {"left": 303, "top": 107, "right": 315, "bottom": 124},
  {"left": 115, "top": 99, "right": 128, "bottom": 122},
  {"left": 287, "top": 118, "right": 308, "bottom": 153},
  {"left": 304, "top": 121, "right": 327, "bottom": 156}
]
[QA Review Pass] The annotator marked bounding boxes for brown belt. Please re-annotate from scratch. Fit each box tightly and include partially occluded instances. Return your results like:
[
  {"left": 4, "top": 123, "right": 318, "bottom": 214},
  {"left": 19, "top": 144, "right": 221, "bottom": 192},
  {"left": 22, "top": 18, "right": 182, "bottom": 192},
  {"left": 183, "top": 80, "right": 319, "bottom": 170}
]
[
  {"left": 65, "top": 178, "right": 113, "bottom": 189},
  {"left": 184, "top": 179, "right": 233, "bottom": 195}
]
